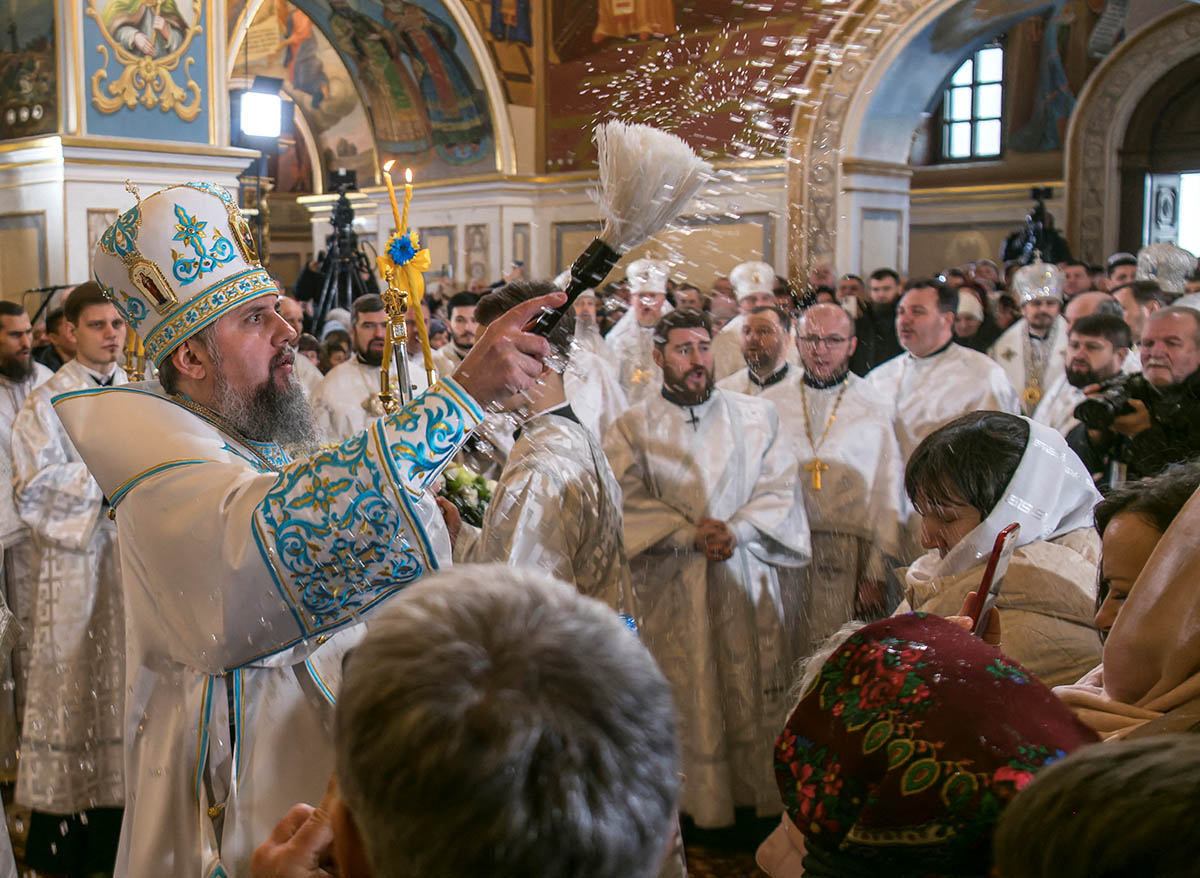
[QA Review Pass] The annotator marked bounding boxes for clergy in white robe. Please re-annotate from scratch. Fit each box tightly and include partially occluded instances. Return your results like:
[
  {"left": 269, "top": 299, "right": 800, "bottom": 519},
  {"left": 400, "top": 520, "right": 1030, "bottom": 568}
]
[
  {"left": 12, "top": 288, "right": 129, "bottom": 859},
  {"left": 989, "top": 262, "right": 1068, "bottom": 416},
  {"left": 564, "top": 344, "right": 628, "bottom": 443},
  {"left": 787, "top": 304, "right": 906, "bottom": 646},
  {"left": 0, "top": 303, "right": 53, "bottom": 779},
  {"left": 311, "top": 295, "right": 433, "bottom": 442},
  {"left": 465, "top": 282, "right": 632, "bottom": 612},
  {"left": 866, "top": 280, "right": 1019, "bottom": 462},
  {"left": 715, "top": 303, "right": 797, "bottom": 398},
  {"left": 604, "top": 309, "right": 810, "bottom": 829},
  {"left": 561, "top": 283, "right": 616, "bottom": 365},
  {"left": 430, "top": 290, "right": 479, "bottom": 378},
  {"left": 606, "top": 258, "right": 671, "bottom": 404},
  {"left": 1034, "top": 312, "right": 1133, "bottom": 436},
  {"left": 64, "top": 182, "right": 557, "bottom": 878},
  {"left": 712, "top": 260, "right": 801, "bottom": 381}
]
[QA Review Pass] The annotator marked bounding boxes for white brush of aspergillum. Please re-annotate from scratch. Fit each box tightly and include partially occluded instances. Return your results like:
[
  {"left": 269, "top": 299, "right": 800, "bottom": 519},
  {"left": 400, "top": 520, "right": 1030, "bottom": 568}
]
[{"left": 527, "top": 122, "right": 713, "bottom": 339}]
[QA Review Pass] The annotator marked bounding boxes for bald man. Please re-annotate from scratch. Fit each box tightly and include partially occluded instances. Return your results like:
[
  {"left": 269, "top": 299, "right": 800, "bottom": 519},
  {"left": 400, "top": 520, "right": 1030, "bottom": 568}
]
[
  {"left": 784, "top": 304, "right": 906, "bottom": 651},
  {"left": 1063, "top": 291, "right": 1122, "bottom": 331}
]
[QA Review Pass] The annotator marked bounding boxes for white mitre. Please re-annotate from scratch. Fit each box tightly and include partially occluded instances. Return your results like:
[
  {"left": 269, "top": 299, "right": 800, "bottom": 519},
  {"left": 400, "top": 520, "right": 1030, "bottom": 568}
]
[
  {"left": 1137, "top": 243, "right": 1196, "bottom": 294},
  {"left": 1011, "top": 261, "right": 1064, "bottom": 304},
  {"left": 626, "top": 258, "right": 669, "bottom": 295},
  {"left": 729, "top": 260, "right": 775, "bottom": 301},
  {"left": 92, "top": 182, "right": 274, "bottom": 366}
]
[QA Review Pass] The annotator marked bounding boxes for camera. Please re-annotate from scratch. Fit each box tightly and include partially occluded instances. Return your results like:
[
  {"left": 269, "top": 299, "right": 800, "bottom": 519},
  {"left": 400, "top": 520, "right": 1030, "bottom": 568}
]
[{"left": 1074, "top": 373, "right": 1156, "bottom": 429}]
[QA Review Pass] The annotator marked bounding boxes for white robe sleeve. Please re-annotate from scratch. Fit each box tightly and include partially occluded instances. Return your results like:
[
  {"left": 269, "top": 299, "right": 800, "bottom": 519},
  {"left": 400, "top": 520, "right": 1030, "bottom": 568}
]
[
  {"left": 726, "top": 405, "right": 810, "bottom": 568},
  {"left": 11, "top": 389, "right": 103, "bottom": 552},
  {"left": 603, "top": 413, "right": 696, "bottom": 556},
  {"left": 55, "top": 379, "right": 483, "bottom": 673}
]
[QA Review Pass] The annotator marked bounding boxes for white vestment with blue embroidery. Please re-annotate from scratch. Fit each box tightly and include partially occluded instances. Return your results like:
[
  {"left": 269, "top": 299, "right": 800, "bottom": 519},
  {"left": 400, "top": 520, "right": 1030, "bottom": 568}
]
[{"left": 52, "top": 377, "right": 482, "bottom": 878}]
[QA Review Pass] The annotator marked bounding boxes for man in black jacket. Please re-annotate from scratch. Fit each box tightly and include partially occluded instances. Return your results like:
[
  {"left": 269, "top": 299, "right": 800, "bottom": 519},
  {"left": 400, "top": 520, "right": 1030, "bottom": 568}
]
[
  {"left": 850, "top": 267, "right": 905, "bottom": 375},
  {"left": 1071, "top": 306, "right": 1200, "bottom": 486}
]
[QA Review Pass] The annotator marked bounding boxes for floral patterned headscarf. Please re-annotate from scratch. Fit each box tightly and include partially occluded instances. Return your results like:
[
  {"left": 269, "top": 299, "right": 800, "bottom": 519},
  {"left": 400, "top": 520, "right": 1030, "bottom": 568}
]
[{"left": 774, "top": 613, "right": 1098, "bottom": 877}]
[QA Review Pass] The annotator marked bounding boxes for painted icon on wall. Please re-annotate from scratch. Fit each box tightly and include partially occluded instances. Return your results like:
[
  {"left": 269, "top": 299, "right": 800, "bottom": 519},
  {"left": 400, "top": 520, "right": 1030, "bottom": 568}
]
[
  {"left": 0, "top": 0, "right": 58, "bottom": 139},
  {"left": 87, "top": 0, "right": 204, "bottom": 121}
]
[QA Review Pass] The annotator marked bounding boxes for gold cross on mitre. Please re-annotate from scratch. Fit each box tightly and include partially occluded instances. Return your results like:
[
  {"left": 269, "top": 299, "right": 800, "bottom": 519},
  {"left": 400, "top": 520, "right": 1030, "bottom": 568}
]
[{"left": 804, "top": 458, "right": 829, "bottom": 491}]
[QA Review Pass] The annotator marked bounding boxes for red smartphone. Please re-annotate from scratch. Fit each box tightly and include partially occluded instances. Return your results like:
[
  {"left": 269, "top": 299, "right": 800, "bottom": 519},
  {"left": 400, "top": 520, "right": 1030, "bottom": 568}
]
[{"left": 965, "top": 522, "right": 1020, "bottom": 637}]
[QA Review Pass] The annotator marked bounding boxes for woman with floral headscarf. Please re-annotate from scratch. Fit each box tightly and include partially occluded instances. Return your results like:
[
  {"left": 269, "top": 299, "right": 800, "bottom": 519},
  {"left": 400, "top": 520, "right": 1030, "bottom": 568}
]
[{"left": 757, "top": 613, "right": 1098, "bottom": 877}]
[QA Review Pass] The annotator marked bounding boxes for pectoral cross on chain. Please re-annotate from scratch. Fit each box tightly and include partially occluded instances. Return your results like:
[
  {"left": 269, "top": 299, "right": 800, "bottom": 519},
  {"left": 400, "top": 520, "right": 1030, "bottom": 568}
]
[
  {"left": 685, "top": 407, "right": 701, "bottom": 430},
  {"left": 805, "top": 458, "right": 829, "bottom": 491}
]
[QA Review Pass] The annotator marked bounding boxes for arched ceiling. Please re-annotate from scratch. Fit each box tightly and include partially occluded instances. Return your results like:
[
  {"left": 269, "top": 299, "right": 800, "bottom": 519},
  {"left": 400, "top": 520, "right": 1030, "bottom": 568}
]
[{"left": 226, "top": 0, "right": 506, "bottom": 187}]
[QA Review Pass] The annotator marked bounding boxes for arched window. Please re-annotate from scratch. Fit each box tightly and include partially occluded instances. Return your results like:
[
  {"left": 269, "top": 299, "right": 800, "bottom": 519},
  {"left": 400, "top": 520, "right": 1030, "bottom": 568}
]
[{"left": 940, "top": 43, "right": 1004, "bottom": 161}]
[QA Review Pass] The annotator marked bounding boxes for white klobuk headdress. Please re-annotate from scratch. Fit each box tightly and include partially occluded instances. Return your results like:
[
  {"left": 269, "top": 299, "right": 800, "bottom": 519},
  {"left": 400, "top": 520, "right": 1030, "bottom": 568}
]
[
  {"left": 626, "top": 258, "right": 670, "bottom": 295},
  {"left": 93, "top": 182, "right": 275, "bottom": 366},
  {"left": 729, "top": 260, "right": 775, "bottom": 301}
]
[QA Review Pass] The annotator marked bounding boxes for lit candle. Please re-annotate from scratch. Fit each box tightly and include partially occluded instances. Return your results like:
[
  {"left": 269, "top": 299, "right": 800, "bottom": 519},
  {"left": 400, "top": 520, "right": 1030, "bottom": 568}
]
[
  {"left": 399, "top": 168, "right": 413, "bottom": 238},
  {"left": 381, "top": 160, "right": 403, "bottom": 236}
]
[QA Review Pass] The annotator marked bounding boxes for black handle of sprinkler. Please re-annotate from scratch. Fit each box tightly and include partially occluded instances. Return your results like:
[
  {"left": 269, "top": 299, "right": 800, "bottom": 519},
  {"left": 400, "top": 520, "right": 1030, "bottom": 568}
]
[{"left": 524, "top": 238, "right": 621, "bottom": 339}]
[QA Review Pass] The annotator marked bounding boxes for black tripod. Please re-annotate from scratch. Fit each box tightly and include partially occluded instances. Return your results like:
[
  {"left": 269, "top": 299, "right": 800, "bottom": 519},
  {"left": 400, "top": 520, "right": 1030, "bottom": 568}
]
[{"left": 311, "top": 188, "right": 378, "bottom": 335}]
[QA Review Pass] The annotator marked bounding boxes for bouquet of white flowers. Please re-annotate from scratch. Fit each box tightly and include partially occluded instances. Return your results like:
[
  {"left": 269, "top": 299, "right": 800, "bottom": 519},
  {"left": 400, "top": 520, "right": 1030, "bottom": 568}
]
[{"left": 438, "top": 464, "right": 497, "bottom": 528}]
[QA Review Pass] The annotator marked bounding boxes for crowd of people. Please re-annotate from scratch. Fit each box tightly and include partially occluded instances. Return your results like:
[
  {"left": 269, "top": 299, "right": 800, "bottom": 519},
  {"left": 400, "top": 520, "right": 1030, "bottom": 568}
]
[{"left": 1, "top": 179, "right": 1200, "bottom": 878}]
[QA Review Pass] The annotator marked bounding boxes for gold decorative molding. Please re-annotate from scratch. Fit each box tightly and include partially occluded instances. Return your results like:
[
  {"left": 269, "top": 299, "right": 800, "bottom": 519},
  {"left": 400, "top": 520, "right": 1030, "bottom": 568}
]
[
  {"left": 841, "top": 158, "right": 914, "bottom": 179},
  {"left": 910, "top": 180, "right": 1063, "bottom": 198},
  {"left": 85, "top": 0, "right": 204, "bottom": 121},
  {"left": 1065, "top": 4, "right": 1200, "bottom": 259}
]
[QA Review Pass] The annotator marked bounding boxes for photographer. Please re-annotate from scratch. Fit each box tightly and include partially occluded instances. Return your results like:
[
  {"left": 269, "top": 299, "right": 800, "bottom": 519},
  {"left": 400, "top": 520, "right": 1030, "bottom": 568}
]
[{"left": 1071, "top": 307, "right": 1200, "bottom": 486}]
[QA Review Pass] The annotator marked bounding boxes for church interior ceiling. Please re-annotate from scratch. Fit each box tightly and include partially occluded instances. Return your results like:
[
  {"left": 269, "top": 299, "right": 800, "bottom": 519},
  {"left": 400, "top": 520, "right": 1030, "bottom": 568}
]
[{"left": 229, "top": 0, "right": 497, "bottom": 189}]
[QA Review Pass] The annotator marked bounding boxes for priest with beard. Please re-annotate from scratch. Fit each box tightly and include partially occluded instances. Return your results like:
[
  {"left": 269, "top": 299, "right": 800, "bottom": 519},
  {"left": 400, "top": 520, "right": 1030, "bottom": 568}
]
[
  {"left": 711, "top": 260, "right": 799, "bottom": 381},
  {"left": 604, "top": 308, "right": 810, "bottom": 833},
  {"left": 716, "top": 305, "right": 800, "bottom": 398},
  {"left": 785, "top": 304, "right": 906, "bottom": 648},
  {"left": 431, "top": 291, "right": 479, "bottom": 377},
  {"left": 0, "top": 300, "right": 52, "bottom": 778},
  {"left": 1035, "top": 314, "right": 1131, "bottom": 436},
  {"left": 989, "top": 261, "right": 1068, "bottom": 416},
  {"left": 51, "top": 182, "right": 560, "bottom": 878},
  {"left": 312, "top": 294, "right": 430, "bottom": 442}
]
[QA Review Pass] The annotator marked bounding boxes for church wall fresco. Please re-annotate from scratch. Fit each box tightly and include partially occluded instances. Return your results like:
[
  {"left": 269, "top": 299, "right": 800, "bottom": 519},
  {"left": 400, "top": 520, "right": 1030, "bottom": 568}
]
[
  {"left": 84, "top": 0, "right": 211, "bottom": 141},
  {"left": 0, "top": 0, "right": 58, "bottom": 139},
  {"left": 231, "top": 0, "right": 497, "bottom": 186},
  {"left": 545, "top": 0, "right": 845, "bottom": 170},
  {"left": 300, "top": 0, "right": 496, "bottom": 180},
  {"left": 234, "top": 0, "right": 375, "bottom": 191},
  {"left": 461, "top": 0, "right": 533, "bottom": 106}
]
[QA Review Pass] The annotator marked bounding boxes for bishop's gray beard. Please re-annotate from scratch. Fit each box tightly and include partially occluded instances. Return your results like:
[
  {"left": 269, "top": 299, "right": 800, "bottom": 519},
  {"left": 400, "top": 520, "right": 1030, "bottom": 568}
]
[{"left": 212, "top": 360, "right": 318, "bottom": 450}]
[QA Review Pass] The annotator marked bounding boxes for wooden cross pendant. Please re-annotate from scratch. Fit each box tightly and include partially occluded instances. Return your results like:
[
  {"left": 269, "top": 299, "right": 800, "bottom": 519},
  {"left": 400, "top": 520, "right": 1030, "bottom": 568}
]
[{"left": 805, "top": 458, "right": 829, "bottom": 491}]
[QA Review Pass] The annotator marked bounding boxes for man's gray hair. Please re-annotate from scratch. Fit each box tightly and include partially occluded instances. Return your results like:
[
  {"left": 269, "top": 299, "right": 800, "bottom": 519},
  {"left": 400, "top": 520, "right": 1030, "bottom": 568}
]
[{"left": 335, "top": 565, "right": 680, "bottom": 878}]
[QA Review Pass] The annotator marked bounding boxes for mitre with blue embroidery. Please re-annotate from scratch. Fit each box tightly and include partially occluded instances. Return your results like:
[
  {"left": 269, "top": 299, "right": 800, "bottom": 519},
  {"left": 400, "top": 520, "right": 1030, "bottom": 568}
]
[
  {"left": 93, "top": 182, "right": 275, "bottom": 366},
  {"left": 1012, "top": 260, "right": 1064, "bottom": 304}
]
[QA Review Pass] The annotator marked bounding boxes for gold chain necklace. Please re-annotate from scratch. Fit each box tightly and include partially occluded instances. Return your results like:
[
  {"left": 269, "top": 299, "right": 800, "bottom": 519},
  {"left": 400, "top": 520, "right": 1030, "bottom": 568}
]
[
  {"left": 170, "top": 394, "right": 283, "bottom": 473},
  {"left": 799, "top": 377, "right": 850, "bottom": 491}
]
